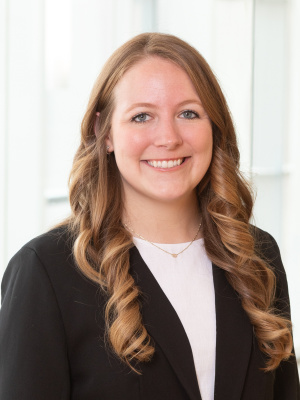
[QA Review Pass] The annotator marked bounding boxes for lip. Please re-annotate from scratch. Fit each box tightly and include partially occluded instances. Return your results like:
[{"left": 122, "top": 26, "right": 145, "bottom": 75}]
[
  {"left": 142, "top": 157, "right": 189, "bottom": 170},
  {"left": 146, "top": 157, "right": 185, "bottom": 162}
]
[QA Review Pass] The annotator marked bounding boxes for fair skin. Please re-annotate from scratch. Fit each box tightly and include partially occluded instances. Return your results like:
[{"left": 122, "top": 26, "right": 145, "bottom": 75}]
[{"left": 106, "top": 56, "right": 213, "bottom": 243}]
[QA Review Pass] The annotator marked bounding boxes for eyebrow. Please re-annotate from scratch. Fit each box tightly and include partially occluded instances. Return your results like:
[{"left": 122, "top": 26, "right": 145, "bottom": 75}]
[
  {"left": 124, "top": 99, "right": 203, "bottom": 113},
  {"left": 125, "top": 103, "right": 157, "bottom": 113}
]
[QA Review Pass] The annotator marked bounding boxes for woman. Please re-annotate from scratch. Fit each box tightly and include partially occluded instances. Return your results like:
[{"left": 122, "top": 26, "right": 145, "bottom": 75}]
[{"left": 0, "top": 33, "right": 299, "bottom": 400}]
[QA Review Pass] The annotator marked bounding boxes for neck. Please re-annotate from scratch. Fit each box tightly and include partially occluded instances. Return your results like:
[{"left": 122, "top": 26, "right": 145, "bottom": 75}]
[{"left": 123, "top": 193, "right": 201, "bottom": 244}]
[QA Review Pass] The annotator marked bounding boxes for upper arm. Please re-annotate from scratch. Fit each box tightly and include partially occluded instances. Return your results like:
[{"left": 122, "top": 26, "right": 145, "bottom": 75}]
[
  {"left": 257, "top": 231, "right": 300, "bottom": 399},
  {"left": 0, "top": 247, "right": 70, "bottom": 399}
]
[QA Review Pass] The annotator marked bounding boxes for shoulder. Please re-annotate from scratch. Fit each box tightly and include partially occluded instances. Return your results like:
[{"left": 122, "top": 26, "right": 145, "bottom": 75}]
[
  {"left": 251, "top": 225, "right": 279, "bottom": 256},
  {"left": 0, "top": 228, "right": 74, "bottom": 398},
  {"left": 22, "top": 225, "right": 73, "bottom": 260},
  {"left": 5, "top": 226, "right": 73, "bottom": 269},
  {"left": 1, "top": 226, "right": 90, "bottom": 303},
  {"left": 251, "top": 226, "right": 290, "bottom": 315},
  {"left": 3, "top": 226, "right": 71, "bottom": 277},
  {"left": 251, "top": 226, "right": 283, "bottom": 271},
  {"left": 1, "top": 227, "right": 101, "bottom": 344}
]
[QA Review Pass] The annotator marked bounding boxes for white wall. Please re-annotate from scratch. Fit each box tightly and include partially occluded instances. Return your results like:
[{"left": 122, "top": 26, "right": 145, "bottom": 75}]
[
  {"left": 251, "top": 0, "right": 300, "bottom": 351},
  {"left": 1, "top": 0, "right": 46, "bottom": 269},
  {"left": 1, "top": 0, "right": 299, "bottom": 354},
  {"left": 284, "top": 0, "right": 300, "bottom": 352}
]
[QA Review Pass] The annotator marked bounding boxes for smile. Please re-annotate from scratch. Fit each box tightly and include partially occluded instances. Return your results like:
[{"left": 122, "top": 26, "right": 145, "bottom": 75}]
[{"left": 147, "top": 158, "right": 184, "bottom": 168}]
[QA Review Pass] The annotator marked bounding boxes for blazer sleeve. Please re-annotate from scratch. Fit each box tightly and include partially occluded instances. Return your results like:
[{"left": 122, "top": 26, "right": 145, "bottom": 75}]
[
  {"left": 0, "top": 246, "right": 71, "bottom": 400},
  {"left": 262, "top": 233, "right": 300, "bottom": 400}
]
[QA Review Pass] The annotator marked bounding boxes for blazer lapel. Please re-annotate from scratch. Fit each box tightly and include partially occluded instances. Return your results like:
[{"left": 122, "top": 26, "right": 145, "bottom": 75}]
[
  {"left": 212, "top": 264, "right": 253, "bottom": 400},
  {"left": 130, "top": 247, "right": 202, "bottom": 400},
  {"left": 130, "top": 248, "right": 253, "bottom": 400}
]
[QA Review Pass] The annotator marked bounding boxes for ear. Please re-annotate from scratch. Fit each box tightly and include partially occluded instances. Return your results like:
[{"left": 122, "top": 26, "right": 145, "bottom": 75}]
[
  {"left": 105, "top": 133, "right": 114, "bottom": 153},
  {"left": 94, "top": 112, "right": 101, "bottom": 137},
  {"left": 94, "top": 112, "right": 114, "bottom": 152}
]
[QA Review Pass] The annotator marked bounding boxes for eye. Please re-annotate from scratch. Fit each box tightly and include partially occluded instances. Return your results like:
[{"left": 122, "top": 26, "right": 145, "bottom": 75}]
[
  {"left": 180, "top": 110, "right": 199, "bottom": 119},
  {"left": 131, "top": 113, "right": 151, "bottom": 123}
]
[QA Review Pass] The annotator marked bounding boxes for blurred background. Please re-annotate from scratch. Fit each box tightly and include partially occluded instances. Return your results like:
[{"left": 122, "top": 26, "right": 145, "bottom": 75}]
[{"left": 0, "top": 0, "right": 299, "bottom": 357}]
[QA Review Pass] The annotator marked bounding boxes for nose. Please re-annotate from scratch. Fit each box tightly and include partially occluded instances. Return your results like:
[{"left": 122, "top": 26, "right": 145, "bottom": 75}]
[{"left": 153, "top": 118, "right": 183, "bottom": 149}]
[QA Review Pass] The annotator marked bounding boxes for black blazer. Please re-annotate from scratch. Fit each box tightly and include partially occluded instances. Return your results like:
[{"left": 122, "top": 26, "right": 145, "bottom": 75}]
[{"left": 0, "top": 227, "right": 299, "bottom": 400}]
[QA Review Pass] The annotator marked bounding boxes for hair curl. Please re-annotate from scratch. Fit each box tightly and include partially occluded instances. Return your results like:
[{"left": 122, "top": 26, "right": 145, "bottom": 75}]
[{"left": 66, "top": 32, "right": 292, "bottom": 372}]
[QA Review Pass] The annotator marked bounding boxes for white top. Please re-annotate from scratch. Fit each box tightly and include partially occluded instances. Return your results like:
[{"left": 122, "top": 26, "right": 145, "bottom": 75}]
[{"left": 133, "top": 237, "right": 216, "bottom": 400}]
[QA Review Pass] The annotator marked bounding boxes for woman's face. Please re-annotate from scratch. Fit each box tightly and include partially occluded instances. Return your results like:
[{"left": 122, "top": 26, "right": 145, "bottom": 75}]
[{"left": 107, "top": 56, "right": 213, "bottom": 206}]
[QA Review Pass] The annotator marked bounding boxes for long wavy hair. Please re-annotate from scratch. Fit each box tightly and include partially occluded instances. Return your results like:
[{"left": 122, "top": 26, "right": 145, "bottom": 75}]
[{"left": 66, "top": 32, "right": 292, "bottom": 372}]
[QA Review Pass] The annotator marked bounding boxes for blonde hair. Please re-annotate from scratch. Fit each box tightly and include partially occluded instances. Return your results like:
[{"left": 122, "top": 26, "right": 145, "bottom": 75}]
[{"left": 66, "top": 32, "right": 292, "bottom": 371}]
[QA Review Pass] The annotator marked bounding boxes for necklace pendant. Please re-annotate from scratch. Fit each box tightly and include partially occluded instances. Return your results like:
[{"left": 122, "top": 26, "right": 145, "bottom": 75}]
[{"left": 124, "top": 220, "right": 202, "bottom": 259}]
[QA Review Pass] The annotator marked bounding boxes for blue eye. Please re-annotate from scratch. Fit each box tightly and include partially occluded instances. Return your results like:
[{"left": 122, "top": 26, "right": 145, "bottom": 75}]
[
  {"left": 180, "top": 110, "right": 199, "bottom": 119},
  {"left": 131, "top": 113, "right": 150, "bottom": 123}
]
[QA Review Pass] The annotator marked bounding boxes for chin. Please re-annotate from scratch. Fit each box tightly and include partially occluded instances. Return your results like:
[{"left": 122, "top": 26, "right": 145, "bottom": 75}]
[{"left": 149, "top": 190, "right": 193, "bottom": 204}]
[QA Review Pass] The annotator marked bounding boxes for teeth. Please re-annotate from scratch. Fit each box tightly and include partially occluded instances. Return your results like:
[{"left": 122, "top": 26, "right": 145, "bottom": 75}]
[{"left": 147, "top": 158, "right": 184, "bottom": 168}]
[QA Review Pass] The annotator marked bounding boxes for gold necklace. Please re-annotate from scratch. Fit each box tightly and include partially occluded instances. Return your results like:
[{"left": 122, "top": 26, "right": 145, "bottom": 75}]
[{"left": 123, "top": 221, "right": 202, "bottom": 258}]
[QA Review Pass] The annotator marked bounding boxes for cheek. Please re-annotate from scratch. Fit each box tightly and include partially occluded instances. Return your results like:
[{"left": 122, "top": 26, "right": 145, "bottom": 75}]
[
  {"left": 206, "top": 136, "right": 213, "bottom": 158},
  {"left": 112, "top": 128, "right": 150, "bottom": 157},
  {"left": 192, "top": 132, "right": 213, "bottom": 172},
  {"left": 195, "top": 128, "right": 213, "bottom": 155}
]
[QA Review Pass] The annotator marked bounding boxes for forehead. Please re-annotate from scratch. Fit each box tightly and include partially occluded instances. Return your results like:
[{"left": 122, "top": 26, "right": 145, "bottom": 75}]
[{"left": 112, "top": 56, "right": 200, "bottom": 108}]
